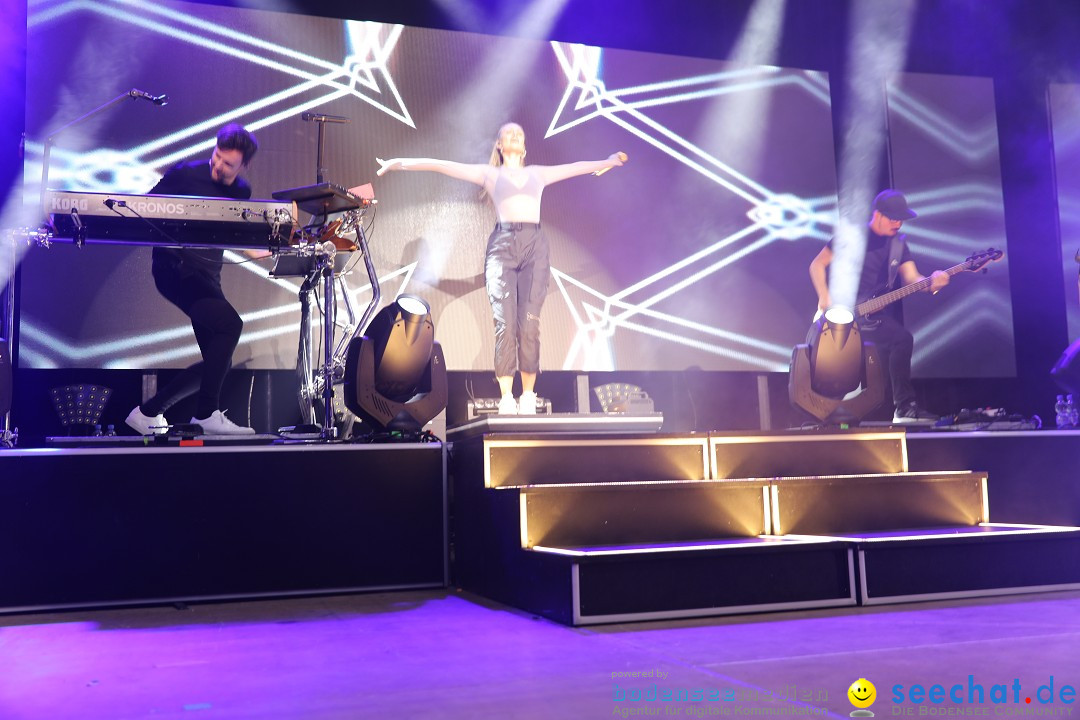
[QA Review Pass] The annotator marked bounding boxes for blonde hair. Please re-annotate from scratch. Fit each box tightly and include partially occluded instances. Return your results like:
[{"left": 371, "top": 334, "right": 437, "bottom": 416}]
[
  {"left": 481, "top": 123, "right": 523, "bottom": 198},
  {"left": 490, "top": 122, "right": 525, "bottom": 166}
]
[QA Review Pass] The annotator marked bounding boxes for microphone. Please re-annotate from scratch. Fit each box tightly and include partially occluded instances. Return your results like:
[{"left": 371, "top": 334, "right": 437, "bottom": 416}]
[
  {"left": 302, "top": 112, "right": 349, "bottom": 124},
  {"left": 129, "top": 89, "right": 169, "bottom": 106},
  {"left": 593, "top": 151, "right": 628, "bottom": 176}
]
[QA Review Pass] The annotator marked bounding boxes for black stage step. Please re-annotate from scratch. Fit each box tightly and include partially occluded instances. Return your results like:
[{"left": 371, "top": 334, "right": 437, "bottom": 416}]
[{"left": 449, "top": 430, "right": 1080, "bottom": 625}]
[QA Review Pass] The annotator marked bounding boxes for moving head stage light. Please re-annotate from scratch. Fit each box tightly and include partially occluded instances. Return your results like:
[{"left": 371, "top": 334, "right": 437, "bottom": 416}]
[
  {"left": 789, "top": 308, "right": 884, "bottom": 425},
  {"left": 343, "top": 295, "right": 447, "bottom": 435}
]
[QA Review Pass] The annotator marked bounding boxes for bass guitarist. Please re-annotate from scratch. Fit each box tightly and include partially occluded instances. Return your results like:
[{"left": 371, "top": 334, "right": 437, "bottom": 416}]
[{"left": 808, "top": 189, "right": 948, "bottom": 424}]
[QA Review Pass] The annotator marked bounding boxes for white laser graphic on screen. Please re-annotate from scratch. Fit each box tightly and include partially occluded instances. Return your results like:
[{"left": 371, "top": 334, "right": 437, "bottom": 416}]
[
  {"left": 548, "top": 42, "right": 837, "bottom": 370},
  {"left": 20, "top": 261, "right": 418, "bottom": 367},
  {"left": 911, "top": 287, "right": 1011, "bottom": 366},
  {"left": 545, "top": 42, "right": 1010, "bottom": 371},
  {"left": 25, "top": 1, "right": 418, "bottom": 367},
  {"left": 32, "top": 0, "right": 409, "bottom": 122},
  {"left": 21, "top": 8, "right": 1013, "bottom": 371},
  {"left": 886, "top": 87, "right": 999, "bottom": 163},
  {"left": 29, "top": 1, "right": 412, "bottom": 191},
  {"left": 900, "top": 185, "right": 1008, "bottom": 253},
  {"left": 554, "top": 274, "right": 795, "bottom": 369}
]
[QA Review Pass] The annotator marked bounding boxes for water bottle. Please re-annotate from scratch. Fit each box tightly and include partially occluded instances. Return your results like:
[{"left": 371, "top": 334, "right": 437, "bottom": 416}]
[
  {"left": 1068, "top": 394, "right": 1079, "bottom": 428},
  {"left": 1055, "top": 395, "right": 1070, "bottom": 429}
]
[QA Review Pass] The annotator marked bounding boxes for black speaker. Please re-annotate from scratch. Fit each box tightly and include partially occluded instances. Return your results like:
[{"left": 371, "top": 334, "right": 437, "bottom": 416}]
[{"left": 0, "top": 338, "right": 10, "bottom": 417}]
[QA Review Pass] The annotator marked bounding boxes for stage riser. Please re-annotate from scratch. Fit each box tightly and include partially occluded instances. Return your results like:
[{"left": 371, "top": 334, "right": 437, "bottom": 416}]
[
  {"left": 522, "top": 482, "right": 768, "bottom": 547},
  {"left": 907, "top": 432, "right": 1080, "bottom": 526},
  {"left": 452, "top": 436, "right": 860, "bottom": 625},
  {"left": 0, "top": 445, "right": 447, "bottom": 612},
  {"left": 483, "top": 431, "right": 912, "bottom": 488},
  {"left": 450, "top": 440, "right": 577, "bottom": 624},
  {"left": 484, "top": 435, "right": 709, "bottom": 488},
  {"left": 711, "top": 432, "right": 907, "bottom": 479},
  {"left": 859, "top": 532, "right": 1080, "bottom": 604},
  {"left": 773, "top": 473, "right": 987, "bottom": 535},
  {"left": 574, "top": 546, "right": 855, "bottom": 624},
  {"left": 448, "top": 431, "right": 1080, "bottom": 626}
]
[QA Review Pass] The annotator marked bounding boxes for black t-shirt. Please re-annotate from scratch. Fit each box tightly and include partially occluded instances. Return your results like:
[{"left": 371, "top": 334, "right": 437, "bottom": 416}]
[
  {"left": 149, "top": 160, "right": 252, "bottom": 283},
  {"left": 827, "top": 228, "right": 913, "bottom": 317}
]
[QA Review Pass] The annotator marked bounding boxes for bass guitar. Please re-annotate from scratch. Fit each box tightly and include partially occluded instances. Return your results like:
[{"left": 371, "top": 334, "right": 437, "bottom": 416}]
[{"left": 852, "top": 247, "right": 1004, "bottom": 329}]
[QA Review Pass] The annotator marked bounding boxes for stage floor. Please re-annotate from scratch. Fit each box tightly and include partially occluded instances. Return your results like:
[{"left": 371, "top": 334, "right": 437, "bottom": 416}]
[{"left": 3, "top": 586, "right": 1079, "bottom": 719}]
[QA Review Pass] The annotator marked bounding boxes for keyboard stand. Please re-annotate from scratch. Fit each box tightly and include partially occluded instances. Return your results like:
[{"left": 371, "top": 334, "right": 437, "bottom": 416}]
[{"left": 291, "top": 214, "right": 380, "bottom": 440}]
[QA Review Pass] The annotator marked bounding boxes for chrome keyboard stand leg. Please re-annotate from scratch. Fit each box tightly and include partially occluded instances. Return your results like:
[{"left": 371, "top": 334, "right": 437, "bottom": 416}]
[
  {"left": 296, "top": 275, "right": 317, "bottom": 426},
  {"left": 318, "top": 251, "right": 337, "bottom": 440},
  {"left": 293, "top": 219, "right": 380, "bottom": 441}
]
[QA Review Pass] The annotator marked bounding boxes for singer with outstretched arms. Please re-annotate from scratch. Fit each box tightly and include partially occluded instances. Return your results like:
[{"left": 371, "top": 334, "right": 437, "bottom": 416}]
[
  {"left": 124, "top": 123, "right": 261, "bottom": 436},
  {"left": 377, "top": 122, "right": 625, "bottom": 415}
]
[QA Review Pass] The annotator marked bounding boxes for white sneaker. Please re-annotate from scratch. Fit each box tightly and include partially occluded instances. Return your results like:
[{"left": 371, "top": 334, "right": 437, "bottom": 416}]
[
  {"left": 126, "top": 406, "right": 168, "bottom": 435},
  {"left": 497, "top": 395, "right": 518, "bottom": 415},
  {"left": 518, "top": 391, "right": 537, "bottom": 415},
  {"left": 191, "top": 409, "right": 256, "bottom": 435}
]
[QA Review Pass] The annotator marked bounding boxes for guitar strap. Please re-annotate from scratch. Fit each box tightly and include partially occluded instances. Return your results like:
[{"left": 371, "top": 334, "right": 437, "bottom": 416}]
[{"left": 886, "top": 233, "right": 906, "bottom": 289}]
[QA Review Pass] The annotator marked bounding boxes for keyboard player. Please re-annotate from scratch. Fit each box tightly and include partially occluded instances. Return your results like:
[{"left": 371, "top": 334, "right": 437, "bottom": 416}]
[{"left": 125, "top": 123, "right": 260, "bottom": 436}]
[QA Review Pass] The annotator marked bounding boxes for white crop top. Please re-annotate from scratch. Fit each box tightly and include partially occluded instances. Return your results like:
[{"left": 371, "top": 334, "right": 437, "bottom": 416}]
[{"left": 487, "top": 166, "right": 546, "bottom": 224}]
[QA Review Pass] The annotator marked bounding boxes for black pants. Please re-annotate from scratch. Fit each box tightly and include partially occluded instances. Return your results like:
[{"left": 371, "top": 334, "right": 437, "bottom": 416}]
[
  {"left": 861, "top": 314, "right": 915, "bottom": 409},
  {"left": 141, "top": 255, "right": 243, "bottom": 420},
  {"left": 485, "top": 223, "right": 548, "bottom": 377}
]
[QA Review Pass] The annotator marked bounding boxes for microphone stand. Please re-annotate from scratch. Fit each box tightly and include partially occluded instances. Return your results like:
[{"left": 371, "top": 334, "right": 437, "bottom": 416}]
[
  {"left": 9, "top": 89, "right": 154, "bottom": 446},
  {"left": 298, "top": 113, "right": 349, "bottom": 438},
  {"left": 302, "top": 112, "right": 348, "bottom": 185},
  {"left": 39, "top": 89, "right": 160, "bottom": 240},
  {"left": 315, "top": 118, "right": 327, "bottom": 185}
]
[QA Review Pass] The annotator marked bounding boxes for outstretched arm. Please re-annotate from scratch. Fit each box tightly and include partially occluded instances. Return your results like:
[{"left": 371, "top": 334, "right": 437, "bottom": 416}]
[
  {"left": 376, "top": 157, "right": 492, "bottom": 187},
  {"left": 534, "top": 152, "right": 627, "bottom": 185}
]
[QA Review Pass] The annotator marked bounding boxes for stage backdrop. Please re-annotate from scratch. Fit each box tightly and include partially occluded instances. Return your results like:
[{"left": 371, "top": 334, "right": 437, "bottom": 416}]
[
  {"left": 1050, "top": 83, "right": 1080, "bottom": 343},
  {"left": 19, "top": 0, "right": 1015, "bottom": 377},
  {"left": 885, "top": 72, "right": 1015, "bottom": 377}
]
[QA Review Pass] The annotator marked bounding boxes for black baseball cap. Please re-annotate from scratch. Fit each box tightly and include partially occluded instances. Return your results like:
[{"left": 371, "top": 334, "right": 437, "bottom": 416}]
[{"left": 873, "top": 189, "right": 917, "bottom": 220}]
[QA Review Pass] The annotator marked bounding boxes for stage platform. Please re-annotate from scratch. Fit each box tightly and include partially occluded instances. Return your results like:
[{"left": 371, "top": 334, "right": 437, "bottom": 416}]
[
  {"left": 446, "top": 412, "right": 665, "bottom": 440},
  {"left": 906, "top": 428, "right": 1080, "bottom": 526},
  {"left": 447, "top": 427, "right": 1080, "bottom": 625},
  {"left": 1, "top": 425, "right": 1077, "bottom": 621},
  {"left": 43, "top": 433, "right": 282, "bottom": 447},
  {"left": 0, "top": 442, "right": 447, "bottom": 613}
]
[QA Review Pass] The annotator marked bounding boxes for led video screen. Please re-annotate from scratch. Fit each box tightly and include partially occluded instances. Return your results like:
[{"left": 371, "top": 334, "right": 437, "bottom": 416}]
[
  {"left": 885, "top": 72, "right": 1015, "bottom": 377},
  {"left": 19, "top": 0, "right": 836, "bottom": 373},
  {"left": 1050, "top": 83, "right": 1080, "bottom": 342},
  {"left": 20, "top": 0, "right": 1015, "bottom": 378}
]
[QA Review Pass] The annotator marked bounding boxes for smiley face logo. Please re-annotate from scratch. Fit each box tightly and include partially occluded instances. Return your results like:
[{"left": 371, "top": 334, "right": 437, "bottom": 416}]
[{"left": 848, "top": 678, "right": 877, "bottom": 709}]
